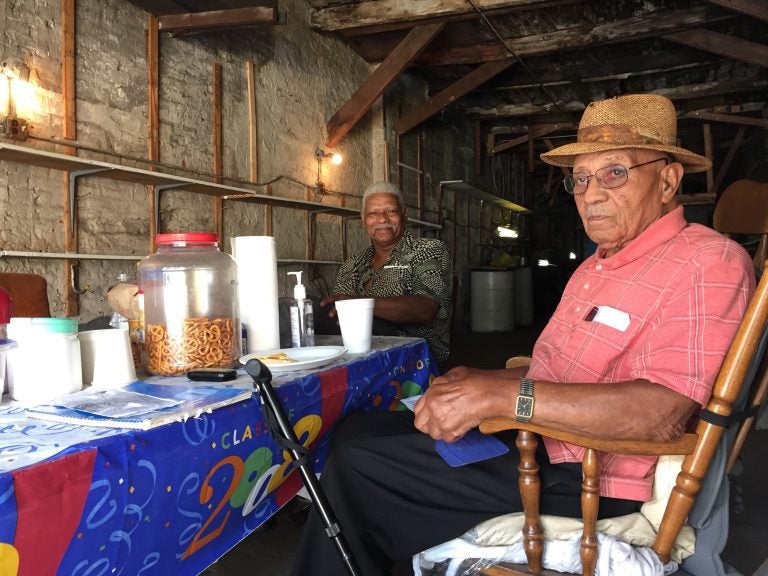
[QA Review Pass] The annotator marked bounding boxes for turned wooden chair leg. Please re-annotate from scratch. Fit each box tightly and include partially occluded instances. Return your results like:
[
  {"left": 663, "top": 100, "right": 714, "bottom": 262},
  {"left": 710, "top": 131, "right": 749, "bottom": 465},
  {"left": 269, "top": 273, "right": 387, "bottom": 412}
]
[
  {"left": 517, "top": 430, "right": 543, "bottom": 574},
  {"left": 580, "top": 448, "right": 600, "bottom": 576}
]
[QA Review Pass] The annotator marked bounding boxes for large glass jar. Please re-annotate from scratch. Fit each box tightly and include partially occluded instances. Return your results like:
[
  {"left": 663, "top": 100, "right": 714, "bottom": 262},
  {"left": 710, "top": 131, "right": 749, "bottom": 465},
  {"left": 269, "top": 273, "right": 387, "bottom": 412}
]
[{"left": 138, "top": 233, "right": 240, "bottom": 376}]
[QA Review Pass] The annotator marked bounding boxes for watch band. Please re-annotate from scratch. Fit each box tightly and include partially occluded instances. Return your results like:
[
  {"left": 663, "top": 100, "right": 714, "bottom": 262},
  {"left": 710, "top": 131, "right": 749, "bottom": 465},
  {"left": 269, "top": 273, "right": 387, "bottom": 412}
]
[{"left": 520, "top": 377, "right": 534, "bottom": 397}]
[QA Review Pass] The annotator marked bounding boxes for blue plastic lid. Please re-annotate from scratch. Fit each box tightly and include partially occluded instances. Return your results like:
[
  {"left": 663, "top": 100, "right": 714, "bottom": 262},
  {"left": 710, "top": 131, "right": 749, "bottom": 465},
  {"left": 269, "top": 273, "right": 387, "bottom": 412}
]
[{"left": 0, "top": 338, "right": 17, "bottom": 350}]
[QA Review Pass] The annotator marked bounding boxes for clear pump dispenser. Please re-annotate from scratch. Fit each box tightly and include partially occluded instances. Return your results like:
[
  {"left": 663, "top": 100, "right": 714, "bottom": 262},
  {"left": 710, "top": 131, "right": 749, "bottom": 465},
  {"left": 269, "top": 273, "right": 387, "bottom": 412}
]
[{"left": 287, "top": 271, "right": 315, "bottom": 348}]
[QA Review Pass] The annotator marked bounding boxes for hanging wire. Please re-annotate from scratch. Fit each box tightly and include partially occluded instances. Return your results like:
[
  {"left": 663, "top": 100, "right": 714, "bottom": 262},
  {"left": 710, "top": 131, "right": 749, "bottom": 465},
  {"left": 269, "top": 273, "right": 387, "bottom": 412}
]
[{"left": 465, "top": 0, "right": 579, "bottom": 124}]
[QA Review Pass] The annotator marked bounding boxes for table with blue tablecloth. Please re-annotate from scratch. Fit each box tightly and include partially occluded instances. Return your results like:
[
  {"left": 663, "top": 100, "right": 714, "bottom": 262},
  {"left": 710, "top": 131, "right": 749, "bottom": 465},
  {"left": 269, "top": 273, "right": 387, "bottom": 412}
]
[{"left": 0, "top": 336, "right": 437, "bottom": 576}]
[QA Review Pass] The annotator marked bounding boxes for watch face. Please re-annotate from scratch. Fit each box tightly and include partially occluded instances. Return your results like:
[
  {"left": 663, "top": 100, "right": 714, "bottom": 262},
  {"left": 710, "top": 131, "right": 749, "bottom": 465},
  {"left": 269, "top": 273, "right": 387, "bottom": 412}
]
[{"left": 516, "top": 396, "right": 533, "bottom": 417}]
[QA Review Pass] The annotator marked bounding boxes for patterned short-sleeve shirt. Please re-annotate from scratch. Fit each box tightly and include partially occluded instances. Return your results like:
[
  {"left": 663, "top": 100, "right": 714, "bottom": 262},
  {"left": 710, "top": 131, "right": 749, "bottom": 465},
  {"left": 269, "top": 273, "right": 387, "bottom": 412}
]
[
  {"left": 334, "top": 231, "right": 453, "bottom": 365},
  {"left": 528, "top": 207, "right": 755, "bottom": 501}
]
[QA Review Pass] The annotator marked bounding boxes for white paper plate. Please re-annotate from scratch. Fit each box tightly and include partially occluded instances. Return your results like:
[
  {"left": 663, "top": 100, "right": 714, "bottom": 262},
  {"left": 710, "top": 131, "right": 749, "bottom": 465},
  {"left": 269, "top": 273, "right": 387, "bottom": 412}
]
[{"left": 239, "top": 346, "right": 347, "bottom": 373}]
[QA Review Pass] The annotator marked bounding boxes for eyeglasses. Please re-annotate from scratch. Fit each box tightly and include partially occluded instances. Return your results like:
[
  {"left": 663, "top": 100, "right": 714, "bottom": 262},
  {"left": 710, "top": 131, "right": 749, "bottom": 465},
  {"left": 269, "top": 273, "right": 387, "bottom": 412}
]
[
  {"left": 563, "top": 157, "right": 669, "bottom": 195},
  {"left": 364, "top": 208, "right": 401, "bottom": 219}
]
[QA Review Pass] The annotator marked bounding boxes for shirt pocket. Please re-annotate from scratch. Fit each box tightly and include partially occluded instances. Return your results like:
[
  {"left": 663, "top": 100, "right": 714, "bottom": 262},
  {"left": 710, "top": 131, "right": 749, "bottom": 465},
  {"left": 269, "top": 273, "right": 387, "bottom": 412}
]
[
  {"left": 377, "top": 266, "right": 412, "bottom": 296},
  {"left": 541, "top": 294, "right": 642, "bottom": 380}
]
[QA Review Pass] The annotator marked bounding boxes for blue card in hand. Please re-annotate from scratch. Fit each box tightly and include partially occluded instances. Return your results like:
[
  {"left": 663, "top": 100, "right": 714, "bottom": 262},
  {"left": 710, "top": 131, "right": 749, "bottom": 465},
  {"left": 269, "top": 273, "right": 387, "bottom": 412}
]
[
  {"left": 435, "top": 429, "right": 510, "bottom": 467},
  {"left": 399, "top": 395, "right": 509, "bottom": 467}
]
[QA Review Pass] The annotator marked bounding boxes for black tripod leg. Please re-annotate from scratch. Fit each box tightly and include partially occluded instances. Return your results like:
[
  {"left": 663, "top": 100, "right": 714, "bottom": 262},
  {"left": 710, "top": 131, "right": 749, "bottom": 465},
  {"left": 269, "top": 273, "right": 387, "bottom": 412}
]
[{"left": 245, "top": 359, "right": 363, "bottom": 576}]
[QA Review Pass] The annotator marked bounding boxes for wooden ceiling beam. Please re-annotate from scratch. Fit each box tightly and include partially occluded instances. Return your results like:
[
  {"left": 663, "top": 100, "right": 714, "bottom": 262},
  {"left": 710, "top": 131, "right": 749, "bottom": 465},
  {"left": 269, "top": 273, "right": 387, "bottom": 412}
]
[
  {"left": 410, "top": 6, "right": 731, "bottom": 65},
  {"left": 704, "top": 0, "right": 768, "bottom": 23},
  {"left": 325, "top": 23, "right": 445, "bottom": 147},
  {"left": 470, "top": 57, "right": 718, "bottom": 94},
  {"left": 394, "top": 58, "right": 516, "bottom": 135},
  {"left": 310, "top": 0, "right": 576, "bottom": 36},
  {"left": 125, "top": 0, "right": 195, "bottom": 16},
  {"left": 663, "top": 29, "right": 768, "bottom": 68},
  {"left": 490, "top": 123, "right": 574, "bottom": 155},
  {"left": 466, "top": 76, "right": 768, "bottom": 118},
  {"left": 679, "top": 110, "right": 768, "bottom": 128},
  {"left": 158, "top": 6, "right": 278, "bottom": 34}
]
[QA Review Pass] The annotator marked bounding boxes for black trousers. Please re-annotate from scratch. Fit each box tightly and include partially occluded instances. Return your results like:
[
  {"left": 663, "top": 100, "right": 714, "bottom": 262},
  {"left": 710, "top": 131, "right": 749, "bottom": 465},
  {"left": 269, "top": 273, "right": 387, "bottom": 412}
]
[{"left": 290, "top": 410, "right": 640, "bottom": 576}]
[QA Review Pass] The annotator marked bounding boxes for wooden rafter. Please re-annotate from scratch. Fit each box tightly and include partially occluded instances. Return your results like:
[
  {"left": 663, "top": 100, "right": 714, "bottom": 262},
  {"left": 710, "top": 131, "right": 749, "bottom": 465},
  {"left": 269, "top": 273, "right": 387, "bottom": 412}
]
[
  {"left": 310, "top": 0, "right": 576, "bottom": 35},
  {"left": 467, "top": 76, "right": 767, "bottom": 118},
  {"left": 491, "top": 123, "right": 574, "bottom": 155},
  {"left": 394, "top": 58, "right": 516, "bottom": 135},
  {"left": 158, "top": 6, "right": 277, "bottom": 34},
  {"left": 356, "top": 6, "right": 730, "bottom": 65},
  {"left": 325, "top": 22, "right": 445, "bottom": 147},
  {"left": 704, "top": 0, "right": 768, "bottom": 23},
  {"left": 663, "top": 29, "right": 768, "bottom": 68},
  {"left": 679, "top": 110, "right": 768, "bottom": 128},
  {"left": 713, "top": 125, "right": 747, "bottom": 196}
]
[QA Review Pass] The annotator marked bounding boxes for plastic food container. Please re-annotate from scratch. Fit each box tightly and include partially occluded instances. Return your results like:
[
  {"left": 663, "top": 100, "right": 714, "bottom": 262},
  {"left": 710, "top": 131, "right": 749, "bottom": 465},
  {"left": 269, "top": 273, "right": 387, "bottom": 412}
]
[
  {"left": 138, "top": 232, "right": 241, "bottom": 376},
  {"left": 0, "top": 338, "right": 17, "bottom": 395},
  {"left": 6, "top": 317, "right": 82, "bottom": 403}
]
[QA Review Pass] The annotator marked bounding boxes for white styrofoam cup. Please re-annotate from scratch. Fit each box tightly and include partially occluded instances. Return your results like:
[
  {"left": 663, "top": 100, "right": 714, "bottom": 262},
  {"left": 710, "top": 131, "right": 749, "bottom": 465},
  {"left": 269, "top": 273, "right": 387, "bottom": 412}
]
[{"left": 334, "top": 298, "right": 375, "bottom": 354}]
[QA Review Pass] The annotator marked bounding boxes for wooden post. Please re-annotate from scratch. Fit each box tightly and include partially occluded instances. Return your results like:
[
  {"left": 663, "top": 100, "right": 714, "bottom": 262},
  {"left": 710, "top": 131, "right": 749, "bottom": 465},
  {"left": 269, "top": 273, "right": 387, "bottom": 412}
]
[
  {"left": 417, "top": 129, "right": 424, "bottom": 224},
  {"left": 474, "top": 122, "right": 483, "bottom": 176},
  {"left": 246, "top": 61, "right": 269, "bottom": 234},
  {"left": 147, "top": 15, "right": 160, "bottom": 252},
  {"left": 212, "top": 62, "right": 224, "bottom": 246},
  {"left": 61, "top": 0, "right": 78, "bottom": 316},
  {"left": 703, "top": 123, "right": 713, "bottom": 193}
]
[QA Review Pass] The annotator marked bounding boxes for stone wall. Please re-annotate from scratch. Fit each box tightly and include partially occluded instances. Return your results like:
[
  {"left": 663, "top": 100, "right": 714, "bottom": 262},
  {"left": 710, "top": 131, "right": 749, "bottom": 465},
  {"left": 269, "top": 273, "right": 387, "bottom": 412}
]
[
  {"left": 0, "top": 0, "right": 377, "bottom": 320},
  {"left": 0, "top": 0, "right": 522, "bottom": 333}
]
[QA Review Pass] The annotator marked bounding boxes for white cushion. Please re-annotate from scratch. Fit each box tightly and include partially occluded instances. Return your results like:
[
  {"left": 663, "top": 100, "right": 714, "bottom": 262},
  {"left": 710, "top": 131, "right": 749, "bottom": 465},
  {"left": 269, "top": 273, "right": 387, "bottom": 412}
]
[{"left": 471, "top": 455, "right": 695, "bottom": 564}]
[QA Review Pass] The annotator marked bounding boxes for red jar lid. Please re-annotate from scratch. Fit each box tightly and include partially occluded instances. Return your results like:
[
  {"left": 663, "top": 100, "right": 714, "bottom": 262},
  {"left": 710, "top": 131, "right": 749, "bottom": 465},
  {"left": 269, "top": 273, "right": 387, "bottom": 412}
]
[{"left": 156, "top": 232, "right": 218, "bottom": 244}]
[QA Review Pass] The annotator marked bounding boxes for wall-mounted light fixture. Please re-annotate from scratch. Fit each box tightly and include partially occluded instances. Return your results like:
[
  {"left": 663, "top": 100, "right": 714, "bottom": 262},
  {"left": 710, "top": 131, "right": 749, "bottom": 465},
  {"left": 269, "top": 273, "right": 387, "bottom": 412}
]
[
  {"left": 314, "top": 147, "right": 343, "bottom": 193},
  {"left": 494, "top": 210, "right": 520, "bottom": 239},
  {"left": 1, "top": 57, "right": 30, "bottom": 82},
  {"left": 1, "top": 56, "right": 30, "bottom": 141},
  {"left": 495, "top": 225, "right": 519, "bottom": 239}
]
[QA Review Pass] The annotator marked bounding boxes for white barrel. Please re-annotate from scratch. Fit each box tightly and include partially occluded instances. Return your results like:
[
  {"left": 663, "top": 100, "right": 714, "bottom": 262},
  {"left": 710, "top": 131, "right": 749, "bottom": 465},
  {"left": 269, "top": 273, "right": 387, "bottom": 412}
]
[
  {"left": 471, "top": 270, "right": 514, "bottom": 332},
  {"left": 514, "top": 266, "right": 535, "bottom": 327}
]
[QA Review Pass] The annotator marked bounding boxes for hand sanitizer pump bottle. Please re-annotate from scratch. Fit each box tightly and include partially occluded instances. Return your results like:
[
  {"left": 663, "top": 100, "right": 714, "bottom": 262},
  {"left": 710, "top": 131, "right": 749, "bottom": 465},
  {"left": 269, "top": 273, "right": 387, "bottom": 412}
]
[{"left": 287, "top": 271, "right": 315, "bottom": 348}]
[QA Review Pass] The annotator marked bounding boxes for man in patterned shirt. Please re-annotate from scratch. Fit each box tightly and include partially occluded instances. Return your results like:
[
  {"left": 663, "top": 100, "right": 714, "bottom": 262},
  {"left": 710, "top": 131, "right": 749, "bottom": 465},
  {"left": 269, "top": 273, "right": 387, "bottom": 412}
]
[
  {"left": 292, "top": 94, "right": 755, "bottom": 576},
  {"left": 321, "top": 181, "right": 453, "bottom": 366}
]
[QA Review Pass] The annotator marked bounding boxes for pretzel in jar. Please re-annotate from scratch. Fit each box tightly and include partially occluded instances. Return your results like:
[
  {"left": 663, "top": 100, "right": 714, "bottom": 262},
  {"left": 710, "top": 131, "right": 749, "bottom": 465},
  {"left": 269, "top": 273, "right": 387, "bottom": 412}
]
[{"left": 145, "top": 316, "right": 238, "bottom": 375}]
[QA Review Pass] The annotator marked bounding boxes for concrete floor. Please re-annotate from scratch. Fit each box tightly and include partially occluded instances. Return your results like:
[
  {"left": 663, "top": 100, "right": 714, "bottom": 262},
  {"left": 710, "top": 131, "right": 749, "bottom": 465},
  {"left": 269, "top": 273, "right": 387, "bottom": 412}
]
[{"left": 202, "top": 325, "right": 768, "bottom": 576}]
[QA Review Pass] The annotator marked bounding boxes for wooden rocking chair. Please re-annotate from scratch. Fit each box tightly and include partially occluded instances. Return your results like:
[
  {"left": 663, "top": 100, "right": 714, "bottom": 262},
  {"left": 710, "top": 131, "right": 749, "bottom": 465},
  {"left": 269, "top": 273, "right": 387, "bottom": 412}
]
[{"left": 471, "top": 258, "right": 768, "bottom": 576}]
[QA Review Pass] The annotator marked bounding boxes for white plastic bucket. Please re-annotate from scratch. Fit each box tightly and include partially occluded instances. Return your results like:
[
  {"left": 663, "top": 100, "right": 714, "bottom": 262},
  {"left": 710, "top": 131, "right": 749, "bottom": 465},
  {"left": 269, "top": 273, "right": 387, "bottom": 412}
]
[
  {"left": 470, "top": 270, "right": 514, "bottom": 332},
  {"left": 6, "top": 317, "right": 83, "bottom": 404}
]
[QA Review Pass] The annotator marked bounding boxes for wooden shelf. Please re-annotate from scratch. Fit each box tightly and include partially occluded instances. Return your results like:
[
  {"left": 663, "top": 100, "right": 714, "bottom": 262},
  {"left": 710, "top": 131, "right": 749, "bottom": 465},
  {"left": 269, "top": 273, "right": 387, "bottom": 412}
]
[
  {"left": 440, "top": 180, "right": 532, "bottom": 213},
  {"left": 0, "top": 142, "right": 441, "bottom": 230}
]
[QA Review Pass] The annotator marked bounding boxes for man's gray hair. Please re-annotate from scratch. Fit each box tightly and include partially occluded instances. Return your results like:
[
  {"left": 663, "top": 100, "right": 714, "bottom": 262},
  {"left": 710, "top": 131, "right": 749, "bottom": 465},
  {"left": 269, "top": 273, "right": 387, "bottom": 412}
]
[{"left": 361, "top": 181, "right": 404, "bottom": 215}]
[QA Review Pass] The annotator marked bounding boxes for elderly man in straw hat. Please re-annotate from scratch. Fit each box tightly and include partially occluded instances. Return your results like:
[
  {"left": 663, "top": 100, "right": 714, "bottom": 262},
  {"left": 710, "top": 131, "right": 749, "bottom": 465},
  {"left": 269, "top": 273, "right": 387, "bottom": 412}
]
[{"left": 291, "top": 94, "right": 755, "bottom": 576}]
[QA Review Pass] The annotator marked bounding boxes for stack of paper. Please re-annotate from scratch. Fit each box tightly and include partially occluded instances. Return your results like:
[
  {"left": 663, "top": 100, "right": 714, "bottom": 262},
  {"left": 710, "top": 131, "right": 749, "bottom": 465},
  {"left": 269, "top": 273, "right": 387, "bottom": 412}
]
[{"left": 26, "top": 381, "right": 253, "bottom": 430}]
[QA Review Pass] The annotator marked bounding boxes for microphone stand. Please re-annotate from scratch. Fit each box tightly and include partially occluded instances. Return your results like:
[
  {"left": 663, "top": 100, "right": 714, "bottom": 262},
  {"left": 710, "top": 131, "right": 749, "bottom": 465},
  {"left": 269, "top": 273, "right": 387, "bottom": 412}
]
[{"left": 245, "top": 359, "right": 362, "bottom": 576}]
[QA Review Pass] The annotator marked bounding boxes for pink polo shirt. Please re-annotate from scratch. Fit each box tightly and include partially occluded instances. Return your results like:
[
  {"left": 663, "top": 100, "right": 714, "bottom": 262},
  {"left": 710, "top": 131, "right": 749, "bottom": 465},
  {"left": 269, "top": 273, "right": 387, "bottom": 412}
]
[{"left": 527, "top": 207, "right": 755, "bottom": 501}]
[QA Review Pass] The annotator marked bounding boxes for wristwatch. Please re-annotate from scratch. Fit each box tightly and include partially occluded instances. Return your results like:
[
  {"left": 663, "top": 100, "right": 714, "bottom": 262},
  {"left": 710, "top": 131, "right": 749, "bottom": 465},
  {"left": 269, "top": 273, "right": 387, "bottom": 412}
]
[{"left": 515, "top": 377, "right": 535, "bottom": 423}]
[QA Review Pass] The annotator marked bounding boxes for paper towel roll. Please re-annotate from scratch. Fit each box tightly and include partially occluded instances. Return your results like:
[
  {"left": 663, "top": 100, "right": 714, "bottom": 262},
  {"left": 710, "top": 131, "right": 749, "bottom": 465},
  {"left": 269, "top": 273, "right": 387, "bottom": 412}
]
[{"left": 231, "top": 236, "right": 281, "bottom": 353}]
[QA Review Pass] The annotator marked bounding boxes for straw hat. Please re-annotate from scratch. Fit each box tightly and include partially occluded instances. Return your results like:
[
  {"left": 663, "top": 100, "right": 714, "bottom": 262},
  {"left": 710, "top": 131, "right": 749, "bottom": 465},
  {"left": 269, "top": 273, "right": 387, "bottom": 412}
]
[{"left": 540, "top": 94, "right": 711, "bottom": 173}]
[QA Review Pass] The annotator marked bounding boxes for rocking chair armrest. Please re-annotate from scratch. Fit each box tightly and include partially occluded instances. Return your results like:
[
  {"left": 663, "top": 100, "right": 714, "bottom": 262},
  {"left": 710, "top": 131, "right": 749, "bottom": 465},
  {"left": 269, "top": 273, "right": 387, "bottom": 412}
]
[{"left": 479, "top": 417, "right": 698, "bottom": 456}]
